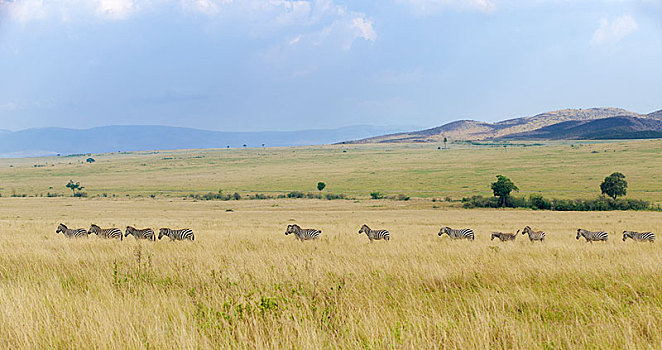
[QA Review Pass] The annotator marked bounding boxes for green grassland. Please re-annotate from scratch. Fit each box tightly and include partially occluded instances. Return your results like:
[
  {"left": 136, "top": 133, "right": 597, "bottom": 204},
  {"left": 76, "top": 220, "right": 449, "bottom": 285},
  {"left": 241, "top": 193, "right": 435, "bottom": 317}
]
[
  {"left": 1, "top": 139, "right": 661, "bottom": 203},
  {"left": 2, "top": 140, "right": 662, "bottom": 348}
]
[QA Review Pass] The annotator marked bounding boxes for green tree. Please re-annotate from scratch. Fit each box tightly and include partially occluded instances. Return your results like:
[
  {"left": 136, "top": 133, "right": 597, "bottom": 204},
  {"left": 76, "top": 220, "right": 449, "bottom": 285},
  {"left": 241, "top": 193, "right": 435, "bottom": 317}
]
[
  {"left": 370, "top": 192, "right": 383, "bottom": 199},
  {"left": 86, "top": 157, "right": 95, "bottom": 163},
  {"left": 491, "top": 175, "right": 518, "bottom": 207},
  {"left": 66, "top": 180, "right": 84, "bottom": 197},
  {"left": 443, "top": 137, "right": 448, "bottom": 149},
  {"left": 317, "top": 182, "right": 326, "bottom": 191},
  {"left": 600, "top": 172, "right": 628, "bottom": 199}
]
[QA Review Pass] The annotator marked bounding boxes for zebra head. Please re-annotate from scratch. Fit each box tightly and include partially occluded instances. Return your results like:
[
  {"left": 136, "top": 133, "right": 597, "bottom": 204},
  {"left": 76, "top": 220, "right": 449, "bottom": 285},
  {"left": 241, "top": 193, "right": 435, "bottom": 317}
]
[
  {"left": 576, "top": 229, "right": 584, "bottom": 240},
  {"left": 158, "top": 228, "right": 169, "bottom": 240},
  {"left": 490, "top": 233, "right": 497, "bottom": 240},
  {"left": 358, "top": 224, "right": 370, "bottom": 235},
  {"left": 438, "top": 226, "right": 449, "bottom": 236},
  {"left": 56, "top": 223, "right": 67, "bottom": 234},
  {"left": 125, "top": 226, "right": 133, "bottom": 237},
  {"left": 522, "top": 226, "right": 531, "bottom": 235},
  {"left": 622, "top": 231, "right": 633, "bottom": 241},
  {"left": 285, "top": 224, "right": 299, "bottom": 235},
  {"left": 89, "top": 224, "right": 101, "bottom": 235}
]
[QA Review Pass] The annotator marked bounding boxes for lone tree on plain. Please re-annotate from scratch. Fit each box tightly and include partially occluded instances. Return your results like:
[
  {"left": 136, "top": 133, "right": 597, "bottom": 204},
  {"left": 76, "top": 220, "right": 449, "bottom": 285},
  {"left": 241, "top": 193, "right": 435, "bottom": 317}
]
[
  {"left": 600, "top": 172, "right": 628, "bottom": 199},
  {"left": 86, "top": 157, "right": 95, "bottom": 163},
  {"left": 317, "top": 182, "right": 326, "bottom": 191},
  {"left": 443, "top": 137, "right": 448, "bottom": 149},
  {"left": 491, "top": 175, "right": 518, "bottom": 207},
  {"left": 66, "top": 180, "right": 84, "bottom": 197}
]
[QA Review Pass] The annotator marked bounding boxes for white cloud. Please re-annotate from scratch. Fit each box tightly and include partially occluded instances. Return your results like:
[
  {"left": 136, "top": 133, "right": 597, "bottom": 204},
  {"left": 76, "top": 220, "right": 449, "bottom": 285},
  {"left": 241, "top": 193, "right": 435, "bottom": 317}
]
[
  {"left": 1, "top": 0, "right": 141, "bottom": 22},
  {"left": 402, "top": 0, "right": 496, "bottom": 15},
  {"left": 180, "top": 0, "right": 223, "bottom": 16},
  {"left": 352, "top": 17, "right": 377, "bottom": 43},
  {"left": 96, "top": 0, "right": 137, "bottom": 20},
  {"left": 591, "top": 14, "right": 638, "bottom": 45},
  {"left": 0, "top": 1, "right": 375, "bottom": 48}
]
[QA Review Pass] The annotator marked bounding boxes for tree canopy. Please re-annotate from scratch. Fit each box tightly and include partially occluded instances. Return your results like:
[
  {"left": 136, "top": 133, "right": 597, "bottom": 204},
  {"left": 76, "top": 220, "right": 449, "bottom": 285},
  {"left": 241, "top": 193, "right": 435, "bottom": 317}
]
[
  {"left": 600, "top": 172, "right": 628, "bottom": 200},
  {"left": 491, "top": 175, "right": 519, "bottom": 207},
  {"left": 66, "top": 180, "right": 84, "bottom": 197}
]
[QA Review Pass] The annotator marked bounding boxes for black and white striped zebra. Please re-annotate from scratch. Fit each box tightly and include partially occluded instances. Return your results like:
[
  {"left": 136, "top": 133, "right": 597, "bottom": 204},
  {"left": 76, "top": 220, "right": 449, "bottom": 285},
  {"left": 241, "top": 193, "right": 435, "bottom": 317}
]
[
  {"left": 522, "top": 226, "right": 546, "bottom": 242},
  {"left": 358, "top": 224, "right": 390, "bottom": 242},
  {"left": 623, "top": 230, "right": 655, "bottom": 243},
  {"left": 576, "top": 228, "right": 608, "bottom": 243},
  {"left": 438, "top": 226, "right": 474, "bottom": 241},
  {"left": 491, "top": 231, "right": 517, "bottom": 241},
  {"left": 125, "top": 226, "right": 155, "bottom": 241},
  {"left": 285, "top": 224, "right": 321, "bottom": 241},
  {"left": 56, "top": 223, "right": 88, "bottom": 238},
  {"left": 89, "top": 224, "right": 123, "bottom": 240},
  {"left": 158, "top": 228, "right": 194, "bottom": 241}
]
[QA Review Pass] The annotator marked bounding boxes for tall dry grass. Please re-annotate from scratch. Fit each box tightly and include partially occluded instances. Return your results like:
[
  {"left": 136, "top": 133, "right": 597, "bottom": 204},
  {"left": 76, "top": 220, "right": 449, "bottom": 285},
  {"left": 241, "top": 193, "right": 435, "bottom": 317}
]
[{"left": 1, "top": 198, "right": 661, "bottom": 348}]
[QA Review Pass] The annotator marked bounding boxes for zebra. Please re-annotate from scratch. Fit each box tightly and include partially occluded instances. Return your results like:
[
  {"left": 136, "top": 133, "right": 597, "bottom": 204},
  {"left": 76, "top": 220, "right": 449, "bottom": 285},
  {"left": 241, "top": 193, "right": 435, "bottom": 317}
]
[
  {"left": 125, "top": 226, "right": 155, "bottom": 241},
  {"left": 158, "top": 228, "right": 194, "bottom": 241},
  {"left": 622, "top": 230, "right": 655, "bottom": 243},
  {"left": 576, "top": 228, "right": 608, "bottom": 243},
  {"left": 56, "top": 223, "right": 88, "bottom": 238},
  {"left": 358, "top": 224, "right": 390, "bottom": 242},
  {"left": 491, "top": 231, "right": 517, "bottom": 242},
  {"left": 285, "top": 224, "right": 321, "bottom": 241},
  {"left": 89, "top": 224, "right": 123, "bottom": 240},
  {"left": 438, "top": 226, "right": 474, "bottom": 241},
  {"left": 521, "top": 226, "right": 546, "bottom": 242}
]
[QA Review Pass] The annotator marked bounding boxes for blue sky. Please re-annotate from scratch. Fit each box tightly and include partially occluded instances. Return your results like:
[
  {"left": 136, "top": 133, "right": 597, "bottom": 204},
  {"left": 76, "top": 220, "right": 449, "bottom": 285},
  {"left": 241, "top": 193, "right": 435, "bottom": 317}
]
[{"left": 0, "top": 0, "right": 660, "bottom": 131}]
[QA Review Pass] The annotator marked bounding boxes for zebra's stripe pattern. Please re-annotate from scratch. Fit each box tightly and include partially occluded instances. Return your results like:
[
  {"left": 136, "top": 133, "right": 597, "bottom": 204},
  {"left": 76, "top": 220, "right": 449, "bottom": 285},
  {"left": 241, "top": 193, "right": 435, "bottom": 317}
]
[
  {"left": 358, "top": 224, "right": 390, "bottom": 242},
  {"left": 89, "top": 224, "right": 123, "bottom": 240},
  {"left": 522, "top": 226, "right": 546, "bottom": 242},
  {"left": 491, "top": 231, "right": 517, "bottom": 241},
  {"left": 622, "top": 230, "right": 655, "bottom": 243},
  {"left": 158, "top": 228, "right": 194, "bottom": 241},
  {"left": 285, "top": 224, "right": 321, "bottom": 241},
  {"left": 576, "top": 228, "right": 608, "bottom": 242},
  {"left": 56, "top": 223, "right": 88, "bottom": 238},
  {"left": 438, "top": 226, "right": 474, "bottom": 241},
  {"left": 125, "top": 226, "right": 155, "bottom": 241}
]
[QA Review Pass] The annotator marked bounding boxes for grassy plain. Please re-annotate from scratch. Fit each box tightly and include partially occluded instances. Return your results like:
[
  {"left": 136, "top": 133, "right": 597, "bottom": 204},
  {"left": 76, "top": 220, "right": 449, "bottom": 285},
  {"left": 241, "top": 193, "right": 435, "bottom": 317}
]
[
  {"left": 1, "top": 140, "right": 662, "bottom": 348},
  {"left": 0, "top": 139, "right": 661, "bottom": 202}
]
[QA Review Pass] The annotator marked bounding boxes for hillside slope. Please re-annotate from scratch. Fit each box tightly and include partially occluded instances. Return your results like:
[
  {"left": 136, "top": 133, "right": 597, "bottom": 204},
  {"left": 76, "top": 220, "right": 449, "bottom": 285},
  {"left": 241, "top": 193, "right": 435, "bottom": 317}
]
[
  {"left": 502, "top": 116, "right": 662, "bottom": 140},
  {"left": 344, "top": 107, "right": 659, "bottom": 143}
]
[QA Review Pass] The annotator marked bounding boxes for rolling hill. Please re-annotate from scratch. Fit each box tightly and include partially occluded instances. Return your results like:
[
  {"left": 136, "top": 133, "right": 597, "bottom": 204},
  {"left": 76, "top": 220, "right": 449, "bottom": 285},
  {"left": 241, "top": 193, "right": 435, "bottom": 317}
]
[
  {"left": 343, "top": 107, "right": 662, "bottom": 143},
  {"left": 0, "top": 125, "right": 410, "bottom": 158}
]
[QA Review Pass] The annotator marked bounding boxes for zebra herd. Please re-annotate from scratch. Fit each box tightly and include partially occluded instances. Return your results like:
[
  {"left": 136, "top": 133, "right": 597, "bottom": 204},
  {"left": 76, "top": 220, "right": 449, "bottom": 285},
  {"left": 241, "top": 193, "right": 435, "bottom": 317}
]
[
  {"left": 56, "top": 224, "right": 194, "bottom": 241},
  {"left": 57, "top": 223, "right": 655, "bottom": 244},
  {"left": 283, "top": 224, "right": 655, "bottom": 243}
]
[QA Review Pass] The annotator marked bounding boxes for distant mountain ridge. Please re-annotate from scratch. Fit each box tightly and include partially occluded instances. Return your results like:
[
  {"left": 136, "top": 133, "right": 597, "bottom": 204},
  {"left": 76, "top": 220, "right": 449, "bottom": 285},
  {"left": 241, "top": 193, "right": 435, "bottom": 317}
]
[
  {"left": 0, "top": 125, "right": 410, "bottom": 158},
  {"left": 343, "top": 108, "right": 662, "bottom": 143}
]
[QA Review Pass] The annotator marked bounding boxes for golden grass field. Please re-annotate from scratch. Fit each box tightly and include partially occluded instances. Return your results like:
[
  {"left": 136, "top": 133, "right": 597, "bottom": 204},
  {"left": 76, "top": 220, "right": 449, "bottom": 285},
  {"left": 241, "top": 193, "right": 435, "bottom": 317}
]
[
  {"left": 1, "top": 140, "right": 662, "bottom": 348},
  {"left": 1, "top": 197, "right": 662, "bottom": 349}
]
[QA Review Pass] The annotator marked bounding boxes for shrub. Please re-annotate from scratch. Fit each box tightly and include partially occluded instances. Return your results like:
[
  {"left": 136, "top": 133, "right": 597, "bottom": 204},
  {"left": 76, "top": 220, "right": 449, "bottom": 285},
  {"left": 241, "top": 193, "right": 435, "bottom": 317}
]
[
  {"left": 370, "top": 192, "right": 383, "bottom": 199},
  {"left": 462, "top": 195, "right": 498, "bottom": 209},
  {"left": 529, "top": 194, "right": 551, "bottom": 210},
  {"left": 325, "top": 193, "right": 346, "bottom": 200},
  {"left": 396, "top": 194, "right": 410, "bottom": 201},
  {"left": 287, "top": 191, "right": 305, "bottom": 199},
  {"left": 462, "top": 194, "right": 653, "bottom": 211}
]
